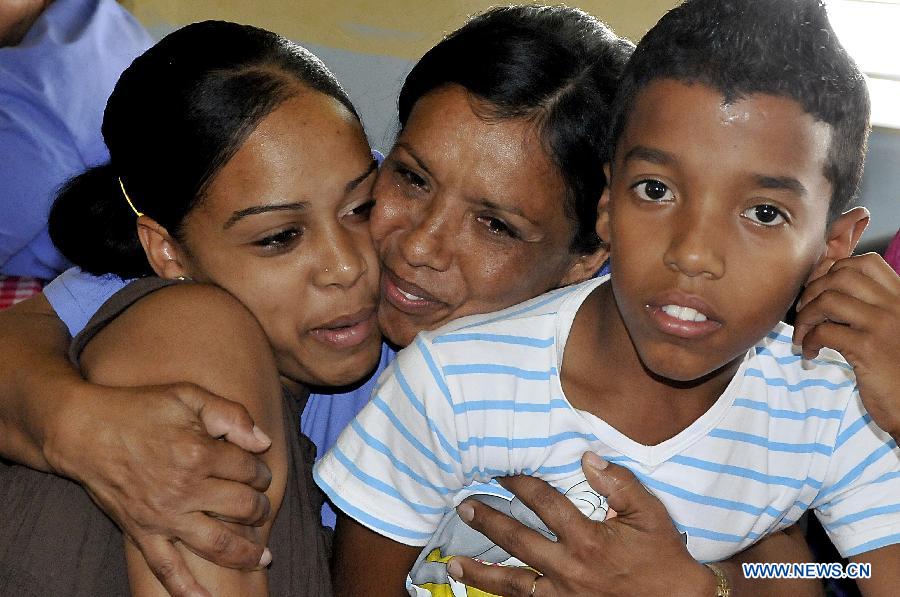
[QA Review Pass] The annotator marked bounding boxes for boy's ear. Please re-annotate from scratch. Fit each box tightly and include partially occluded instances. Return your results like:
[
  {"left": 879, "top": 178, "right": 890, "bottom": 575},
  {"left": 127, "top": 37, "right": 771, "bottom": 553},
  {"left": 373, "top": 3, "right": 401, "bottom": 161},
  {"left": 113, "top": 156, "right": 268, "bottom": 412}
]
[
  {"left": 806, "top": 206, "right": 870, "bottom": 283},
  {"left": 136, "top": 216, "right": 192, "bottom": 279},
  {"left": 595, "top": 164, "right": 612, "bottom": 245}
]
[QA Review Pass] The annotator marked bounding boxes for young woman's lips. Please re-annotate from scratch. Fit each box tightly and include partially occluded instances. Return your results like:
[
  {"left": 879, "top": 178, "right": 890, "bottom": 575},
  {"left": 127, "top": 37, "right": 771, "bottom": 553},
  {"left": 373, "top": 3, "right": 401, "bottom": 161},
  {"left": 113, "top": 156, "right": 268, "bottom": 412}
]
[
  {"left": 381, "top": 270, "right": 446, "bottom": 315},
  {"left": 646, "top": 292, "right": 722, "bottom": 339},
  {"left": 309, "top": 307, "right": 377, "bottom": 349}
]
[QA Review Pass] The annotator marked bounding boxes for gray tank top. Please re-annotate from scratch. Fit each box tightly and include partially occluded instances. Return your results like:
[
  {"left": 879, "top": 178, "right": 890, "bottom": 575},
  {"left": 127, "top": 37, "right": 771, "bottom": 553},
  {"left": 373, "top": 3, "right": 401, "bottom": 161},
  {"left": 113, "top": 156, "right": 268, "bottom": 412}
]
[{"left": 0, "top": 277, "right": 332, "bottom": 595}]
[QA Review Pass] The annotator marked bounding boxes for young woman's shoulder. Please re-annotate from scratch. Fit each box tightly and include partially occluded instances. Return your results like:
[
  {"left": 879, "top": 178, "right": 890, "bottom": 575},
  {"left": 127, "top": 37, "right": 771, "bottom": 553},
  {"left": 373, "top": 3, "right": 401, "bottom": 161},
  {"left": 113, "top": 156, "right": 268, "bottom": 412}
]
[{"left": 79, "top": 282, "right": 279, "bottom": 400}]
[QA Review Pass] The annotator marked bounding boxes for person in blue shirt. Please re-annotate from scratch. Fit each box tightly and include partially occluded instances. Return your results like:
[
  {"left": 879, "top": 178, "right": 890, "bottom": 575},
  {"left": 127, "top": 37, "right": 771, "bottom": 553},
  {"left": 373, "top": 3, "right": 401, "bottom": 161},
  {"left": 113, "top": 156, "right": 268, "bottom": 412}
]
[{"left": 0, "top": 0, "right": 152, "bottom": 286}]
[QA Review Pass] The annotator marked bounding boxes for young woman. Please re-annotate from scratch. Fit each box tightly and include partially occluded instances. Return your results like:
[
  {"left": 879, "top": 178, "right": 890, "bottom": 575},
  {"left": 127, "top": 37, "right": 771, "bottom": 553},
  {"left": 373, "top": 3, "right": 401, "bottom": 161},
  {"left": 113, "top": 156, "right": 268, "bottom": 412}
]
[{"left": 0, "top": 20, "right": 382, "bottom": 596}]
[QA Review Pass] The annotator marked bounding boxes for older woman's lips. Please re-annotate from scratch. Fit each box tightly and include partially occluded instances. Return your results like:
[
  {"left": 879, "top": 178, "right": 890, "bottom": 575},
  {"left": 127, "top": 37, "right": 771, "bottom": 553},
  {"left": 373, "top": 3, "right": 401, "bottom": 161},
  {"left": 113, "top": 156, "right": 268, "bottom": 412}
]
[
  {"left": 381, "top": 270, "right": 444, "bottom": 315},
  {"left": 309, "top": 307, "right": 376, "bottom": 348}
]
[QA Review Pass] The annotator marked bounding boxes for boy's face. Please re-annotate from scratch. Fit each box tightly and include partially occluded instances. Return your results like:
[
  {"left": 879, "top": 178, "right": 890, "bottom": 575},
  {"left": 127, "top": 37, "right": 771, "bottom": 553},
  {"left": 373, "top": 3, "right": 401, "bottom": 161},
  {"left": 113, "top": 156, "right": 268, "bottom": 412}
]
[{"left": 598, "top": 79, "right": 838, "bottom": 382}]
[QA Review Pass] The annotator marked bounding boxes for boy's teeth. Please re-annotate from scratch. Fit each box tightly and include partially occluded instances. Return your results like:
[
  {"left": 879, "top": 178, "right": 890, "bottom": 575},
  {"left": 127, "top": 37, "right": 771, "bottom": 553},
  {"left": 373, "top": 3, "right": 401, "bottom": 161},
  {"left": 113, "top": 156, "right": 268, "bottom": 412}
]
[
  {"left": 661, "top": 304, "right": 708, "bottom": 322},
  {"left": 398, "top": 288, "right": 424, "bottom": 301}
]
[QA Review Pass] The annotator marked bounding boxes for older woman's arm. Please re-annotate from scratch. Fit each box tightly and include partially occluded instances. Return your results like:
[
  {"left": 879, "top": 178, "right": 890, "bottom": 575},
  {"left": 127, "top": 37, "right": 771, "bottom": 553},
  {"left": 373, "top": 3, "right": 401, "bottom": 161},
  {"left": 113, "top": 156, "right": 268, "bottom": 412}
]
[
  {"left": 0, "top": 293, "right": 274, "bottom": 596},
  {"left": 77, "top": 284, "right": 287, "bottom": 597},
  {"left": 453, "top": 454, "right": 822, "bottom": 597}
]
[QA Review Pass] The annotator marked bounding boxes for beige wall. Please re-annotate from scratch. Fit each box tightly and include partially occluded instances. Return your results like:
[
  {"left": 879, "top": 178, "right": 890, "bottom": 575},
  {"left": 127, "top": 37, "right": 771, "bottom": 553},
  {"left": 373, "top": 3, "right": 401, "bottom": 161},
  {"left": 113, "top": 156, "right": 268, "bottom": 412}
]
[{"left": 122, "top": 1, "right": 677, "bottom": 58}]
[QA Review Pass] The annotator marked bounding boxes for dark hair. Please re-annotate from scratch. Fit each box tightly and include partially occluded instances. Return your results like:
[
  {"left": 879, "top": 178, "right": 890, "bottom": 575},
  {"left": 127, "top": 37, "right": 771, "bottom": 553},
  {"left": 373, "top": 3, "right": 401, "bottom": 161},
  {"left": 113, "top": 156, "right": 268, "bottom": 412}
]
[
  {"left": 398, "top": 5, "right": 634, "bottom": 254},
  {"left": 609, "top": 0, "right": 870, "bottom": 222},
  {"left": 49, "top": 20, "right": 360, "bottom": 278}
]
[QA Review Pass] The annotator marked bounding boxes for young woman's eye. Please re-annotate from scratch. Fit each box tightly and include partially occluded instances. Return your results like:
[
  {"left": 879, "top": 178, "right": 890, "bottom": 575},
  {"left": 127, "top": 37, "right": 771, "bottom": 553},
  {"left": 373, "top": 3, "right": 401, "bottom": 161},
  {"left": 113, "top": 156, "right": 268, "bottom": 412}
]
[
  {"left": 632, "top": 179, "right": 673, "bottom": 202},
  {"left": 253, "top": 228, "right": 301, "bottom": 251},
  {"left": 477, "top": 215, "right": 518, "bottom": 239},
  {"left": 347, "top": 199, "right": 375, "bottom": 220},
  {"left": 743, "top": 204, "right": 787, "bottom": 227},
  {"left": 395, "top": 164, "right": 427, "bottom": 190}
]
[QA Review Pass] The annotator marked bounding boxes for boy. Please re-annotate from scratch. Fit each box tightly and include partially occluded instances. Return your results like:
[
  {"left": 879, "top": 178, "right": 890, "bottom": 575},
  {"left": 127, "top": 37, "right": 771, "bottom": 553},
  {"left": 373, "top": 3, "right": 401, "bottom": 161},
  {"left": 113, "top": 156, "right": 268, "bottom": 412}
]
[{"left": 315, "top": 0, "right": 900, "bottom": 594}]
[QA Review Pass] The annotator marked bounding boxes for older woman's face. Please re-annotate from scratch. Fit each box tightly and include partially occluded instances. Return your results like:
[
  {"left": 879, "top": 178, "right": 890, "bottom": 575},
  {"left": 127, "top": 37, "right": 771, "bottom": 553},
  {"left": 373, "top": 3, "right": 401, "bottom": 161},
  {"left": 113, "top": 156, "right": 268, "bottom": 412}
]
[
  {"left": 371, "top": 84, "right": 595, "bottom": 347},
  {"left": 178, "top": 91, "right": 383, "bottom": 387}
]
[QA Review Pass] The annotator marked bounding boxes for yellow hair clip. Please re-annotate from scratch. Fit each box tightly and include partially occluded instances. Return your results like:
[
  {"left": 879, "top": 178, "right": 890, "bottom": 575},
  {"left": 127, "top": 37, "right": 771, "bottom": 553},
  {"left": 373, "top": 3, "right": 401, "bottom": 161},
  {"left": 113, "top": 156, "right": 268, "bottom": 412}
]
[{"left": 118, "top": 177, "right": 144, "bottom": 217}]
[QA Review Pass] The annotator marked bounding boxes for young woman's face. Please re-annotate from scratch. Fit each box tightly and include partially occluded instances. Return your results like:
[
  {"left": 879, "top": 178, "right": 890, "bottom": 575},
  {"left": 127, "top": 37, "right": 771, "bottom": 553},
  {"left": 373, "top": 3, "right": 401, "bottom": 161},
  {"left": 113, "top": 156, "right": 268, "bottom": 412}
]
[
  {"left": 178, "top": 91, "right": 383, "bottom": 387},
  {"left": 370, "top": 85, "right": 597, "bottom": 347}
]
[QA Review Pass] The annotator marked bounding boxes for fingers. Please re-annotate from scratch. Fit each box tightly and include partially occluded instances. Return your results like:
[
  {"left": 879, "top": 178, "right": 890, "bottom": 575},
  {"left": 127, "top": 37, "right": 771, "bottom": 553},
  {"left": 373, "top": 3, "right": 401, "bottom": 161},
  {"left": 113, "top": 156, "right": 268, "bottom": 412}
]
[
  {"left": 172, "top": 383, "right": 271, "bottom": 452},
  {"left": 448, "top": 557, "right": 548, "bottom": 597},
  {"left": 184, "top": 478, "right": 271, "bottom": 526},
  {"left": 799, "top": 256, "right": 896, "bottom": 312},
  {"left": 797, "top": 320, "right": 867, "bottom": 361},
  {"left": 456, "top": 494, "right": 565, "bottom": 573},
  {"left": 580, "top": 453, "right": 660, "bottom": 522},
  {"left": 176, "top": 515, "right": 272, "bottom": 570},
  {"left": 497, "top": 474, "right": 586, "bottom": 539},
  {"left": 204, "top": 439, "right": 272, "bottom": 492},
  {"left": 793, "top": 291, "right": 876, "bottom": 351},
  {"left": 137, "top": 534, "right": 213, "bottom": 597}
]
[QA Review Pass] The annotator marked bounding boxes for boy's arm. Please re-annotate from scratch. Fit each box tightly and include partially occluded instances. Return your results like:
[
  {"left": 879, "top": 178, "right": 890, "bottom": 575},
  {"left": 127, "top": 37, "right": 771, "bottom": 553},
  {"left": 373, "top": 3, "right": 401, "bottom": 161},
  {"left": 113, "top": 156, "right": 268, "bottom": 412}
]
[
  {"left": 852, "top": 544, "right": 900, "bottom": 596},
  {"left": 716, "top": 524, "right": 823, "bottom": 597},
  {"left": 78, "top": 284, "right": 287, "bottom": 597},
  {"left": 0, "top": 294, "right": 274, "bottom": 595},
  {"left": 331, "top": 514, "right": 421, "bottom": 597},
  {"left": 316, "top": 336, "right": 469, "bottom": 594},
  {"left": 794, "top": 253, "right": 900, "bottom": 441}
]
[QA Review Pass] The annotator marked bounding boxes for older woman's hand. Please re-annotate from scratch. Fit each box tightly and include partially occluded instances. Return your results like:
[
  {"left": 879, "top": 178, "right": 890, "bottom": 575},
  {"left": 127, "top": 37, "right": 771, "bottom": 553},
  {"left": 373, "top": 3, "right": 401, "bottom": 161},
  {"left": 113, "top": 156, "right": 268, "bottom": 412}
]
[
  {"left": 50, "top": 381, "right": 274, "bottom": 597},
  {"left": 446, "top": 453, "right": 716, "bottom": 596},
  {"left": 794, "top": 252, "right": 900, "bottom": 441}
]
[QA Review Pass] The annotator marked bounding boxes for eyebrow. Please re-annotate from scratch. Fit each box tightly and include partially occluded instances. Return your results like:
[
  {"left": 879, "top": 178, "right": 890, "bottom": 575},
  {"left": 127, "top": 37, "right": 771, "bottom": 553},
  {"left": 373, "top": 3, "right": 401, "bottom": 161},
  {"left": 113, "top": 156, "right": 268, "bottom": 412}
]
[
  {"left": 622, "top": 146, "right": 676, "bottom": 167},
  {"left": 394, "top": 142, "right": 435, "bottom": 179},
  {"left": 623, "top": 146, "right": 808, "bottom": 198},
  {"left": 753, "top": 175, "right": 807, "bottom": 197},
  {"left": 476, "top": 197, "right": 528, "bottom": 219},
  {"left": 223, "top": 160, "right": 378, "bottom": 230},
  {"left": 395, "top": 143, "right": 536, "bottom": 222},
  {"left": 345, "top": 158, "right": 379, "bottom": 193},
  {"left": 223, "top": 202, "right": 309, "bottom": 229}
]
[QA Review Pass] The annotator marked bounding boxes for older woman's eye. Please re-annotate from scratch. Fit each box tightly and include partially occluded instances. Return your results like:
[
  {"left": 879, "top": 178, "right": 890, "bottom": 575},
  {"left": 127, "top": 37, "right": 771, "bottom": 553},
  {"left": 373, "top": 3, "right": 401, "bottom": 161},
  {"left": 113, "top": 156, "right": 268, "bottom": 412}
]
[
  {"left": 477, "top": 215, "right": 518, "bottom": 239},
  {"left": 395, "top": 164, "right": 427, "bottom": 190},
  {"left": 253, "top": 228, "right": 301, "bottom": 251}
]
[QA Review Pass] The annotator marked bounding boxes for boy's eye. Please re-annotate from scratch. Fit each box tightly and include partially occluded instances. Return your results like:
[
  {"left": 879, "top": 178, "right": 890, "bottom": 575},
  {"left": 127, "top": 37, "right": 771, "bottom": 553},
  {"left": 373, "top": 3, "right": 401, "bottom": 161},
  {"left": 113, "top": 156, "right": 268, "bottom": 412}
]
[
  {"left": 633, "top": 179, "right": 673, "bottom": 202},
  {"left": 347, "top": 199, "right": 375, "bottom": 220},
  {"left": 743, "top": 204, "right": 787, "bottom": 227},
  {"left": 476, "top": 215, "right": 518, "bottom": 239},
  {"left": 253, "top": 228, "right": 301, "bottom": 251}
]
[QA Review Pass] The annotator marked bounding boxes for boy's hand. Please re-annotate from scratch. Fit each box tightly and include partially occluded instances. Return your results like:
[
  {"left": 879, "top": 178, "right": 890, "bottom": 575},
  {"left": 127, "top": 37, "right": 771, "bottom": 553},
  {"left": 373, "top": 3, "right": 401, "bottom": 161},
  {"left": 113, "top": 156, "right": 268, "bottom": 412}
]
[
  {"left": 49, "top": 382, "right": 274, "bottom": 597},
  {"left": 793, "top": 252, "right": 900, "bottom": 439},
  {"left": 446, "top": 453, "right": 715, "bottom": 596}
]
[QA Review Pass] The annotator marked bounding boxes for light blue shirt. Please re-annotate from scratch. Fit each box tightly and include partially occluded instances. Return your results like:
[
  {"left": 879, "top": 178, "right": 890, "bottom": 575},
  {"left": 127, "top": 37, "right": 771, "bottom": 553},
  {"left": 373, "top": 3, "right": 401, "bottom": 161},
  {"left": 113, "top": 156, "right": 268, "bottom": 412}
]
[{"left": 0, "top": 0, "right": 152, "bottom": 279}]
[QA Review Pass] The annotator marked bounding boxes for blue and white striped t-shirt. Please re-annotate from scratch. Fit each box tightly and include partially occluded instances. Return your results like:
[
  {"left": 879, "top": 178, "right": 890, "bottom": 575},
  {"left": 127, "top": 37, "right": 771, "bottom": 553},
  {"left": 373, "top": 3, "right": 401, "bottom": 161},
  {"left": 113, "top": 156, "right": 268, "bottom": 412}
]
[{"left": 315, "top": 276, "right": 900, "bottom": 564}]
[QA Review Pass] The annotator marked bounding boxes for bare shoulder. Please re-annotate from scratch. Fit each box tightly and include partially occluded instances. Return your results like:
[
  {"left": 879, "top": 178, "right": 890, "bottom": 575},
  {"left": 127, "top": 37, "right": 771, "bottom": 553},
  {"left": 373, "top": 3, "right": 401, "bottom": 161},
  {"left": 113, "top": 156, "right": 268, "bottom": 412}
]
[{"left": 80, "top": 282, "right": 279, "bottom": 401}]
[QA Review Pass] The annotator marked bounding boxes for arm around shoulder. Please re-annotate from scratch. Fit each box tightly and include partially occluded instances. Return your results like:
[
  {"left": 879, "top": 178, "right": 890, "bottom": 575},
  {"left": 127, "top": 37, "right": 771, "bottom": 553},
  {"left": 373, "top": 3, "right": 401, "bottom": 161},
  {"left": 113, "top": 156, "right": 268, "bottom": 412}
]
[
  {"left": 0, "top": 293, "right": 86, "bottom": 471},
  {"left": 78, "top": 283, "right": 287, "bottom": 597}
]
